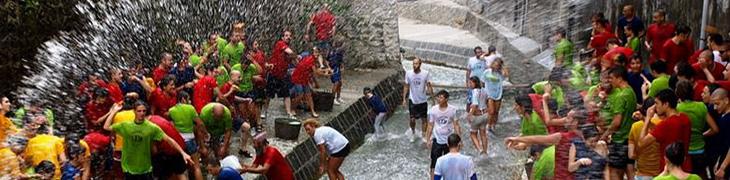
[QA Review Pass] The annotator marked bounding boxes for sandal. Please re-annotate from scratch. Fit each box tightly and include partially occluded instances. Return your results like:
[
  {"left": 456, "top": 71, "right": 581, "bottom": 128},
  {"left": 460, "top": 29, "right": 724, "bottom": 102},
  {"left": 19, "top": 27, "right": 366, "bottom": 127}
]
[{"left": 311, "top": 113, "right": 319, "bottom": 118}]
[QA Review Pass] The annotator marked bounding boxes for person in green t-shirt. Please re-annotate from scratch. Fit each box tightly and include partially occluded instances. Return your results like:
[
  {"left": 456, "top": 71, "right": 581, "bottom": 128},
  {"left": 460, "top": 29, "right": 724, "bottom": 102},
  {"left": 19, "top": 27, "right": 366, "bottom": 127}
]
[
  {"left": 645, "top": 61, "right": 670, "bottom": 99},
  {"left": 231, "top": 53, "right": 263, "bottom": 133},
  {"left": 532, "top": 146, "right": 555, "bottom": 180},
  {"left": 623, "top": 25, "right": 641, "bottom": 52},
  {"left": 201, "top": 33, "right": 228, "bottom": 58},
  {"left": 103, "top": 101, "right": 192, "bottom": 177},
  {"left": 674, "top": 80, "right": 719, "bottom": 178},
  {"left": 199, "top": 103, "right": 233, "bottom": 159},
  {"left": 216, "top": 66, "right": 230, "bottom": 88},
  {"left": 221, "top": 32, "right": 246, "bottom": 68},
  {"left": 532, "top": 81, "right": 565, "bottom": 109},
  {"left": 601, "top": 67, "right": 637, "bottom": 179},
  {"left": 515, "top": 95, "right": 548, "bottom": 136},
  {"left": 653, "top": 142, "right": 702, "bottom": 180},
  {"left": 553, "top": 28, "right": 574, "bottom": 67}
]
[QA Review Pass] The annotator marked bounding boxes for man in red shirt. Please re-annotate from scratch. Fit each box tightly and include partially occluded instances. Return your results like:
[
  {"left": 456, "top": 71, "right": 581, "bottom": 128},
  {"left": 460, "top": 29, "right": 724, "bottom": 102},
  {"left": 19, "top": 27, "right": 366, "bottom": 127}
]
[
  {"left": 77, "top": 73, "right": 109, "bottom": 100},
  {"left": 693, "top": 50, "right": 724, "bottom": 81},
  {"left": 291, "top": 47, "right": 331, "bottom": 118},
  {"left": 148, "top": 76, "right": 178, "bottom": 118},
  {"left": 265, "top": 31, "right": 296, "bottom": 117},
  {"left": 85, "top": 88, "right": 113, "bottom": 132},
  {"left": 148, "top": 115, "right": 202, "bottom": 180},
  {"left": 603, "top": 38, "right": 634, "bottom": 63},
  {"left": 639, "top": 89, "right": 692, "bottom": 172},
  {"left": 153, "top": 53, "right": 174, "bottom": 84},
  {"left": 645, "top": 10, "right": 676, "bottom": 63},
  {"left": 243, "top": 132, "right": 294, "bottom": 180},
  {"left": 107, "top": 69, "right": 124, "bottom": 103},
  {"left": 193, "top": 64, "right": 221, "bottom": 112},
  {"left": 660, "top": 25, "right": 694, "bottom": 74},
  {"left": 590, "top": 19, "right": 616, "bottom": 57},
  {"left": 305, "top": 3, "right": 336, "bottom": 49}
]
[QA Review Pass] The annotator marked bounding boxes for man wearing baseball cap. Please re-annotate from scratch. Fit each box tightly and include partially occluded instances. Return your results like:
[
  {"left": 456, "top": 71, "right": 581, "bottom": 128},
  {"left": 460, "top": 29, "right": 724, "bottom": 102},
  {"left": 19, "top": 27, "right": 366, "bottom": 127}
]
[{"left": 242, "top": 132, "right": 294, "bottom": 180}]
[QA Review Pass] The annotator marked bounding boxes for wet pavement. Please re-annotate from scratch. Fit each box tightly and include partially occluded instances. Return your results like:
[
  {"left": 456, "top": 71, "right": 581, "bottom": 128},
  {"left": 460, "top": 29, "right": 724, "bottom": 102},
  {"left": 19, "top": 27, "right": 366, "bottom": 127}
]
[{"left": 321, "top": 92, "right": 529, "bottom": 180}]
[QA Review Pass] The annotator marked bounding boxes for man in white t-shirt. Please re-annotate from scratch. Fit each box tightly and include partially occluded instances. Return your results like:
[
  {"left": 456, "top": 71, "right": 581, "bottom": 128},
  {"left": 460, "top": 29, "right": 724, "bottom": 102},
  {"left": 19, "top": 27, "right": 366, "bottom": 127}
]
[
  {"left": 402, "top": 58, "right": 434, "bottom": 140},
  {"left": 425, "top": 90, "right": 461, "bottom": 179},
  {"left": 466, "top": 47, "right": 486, "bottom": 112},
  {"left": 435, "top": 134, "right": 477, "bottom": 180},
  {"left": 303, "top": 118, "right": 349, "bottom": 180}
]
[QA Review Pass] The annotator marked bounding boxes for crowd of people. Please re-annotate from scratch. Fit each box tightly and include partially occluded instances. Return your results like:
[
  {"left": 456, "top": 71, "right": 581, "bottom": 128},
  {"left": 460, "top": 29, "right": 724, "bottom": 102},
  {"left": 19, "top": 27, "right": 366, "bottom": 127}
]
[
  {"left": 503, "top": 5, "right": 730, "bottom": 180},
  {"left": 4, "top": 2, "right": 730, "bottom": 180},
  {"left": 0, "top": 3, "right": 351, "bottom": 180}
]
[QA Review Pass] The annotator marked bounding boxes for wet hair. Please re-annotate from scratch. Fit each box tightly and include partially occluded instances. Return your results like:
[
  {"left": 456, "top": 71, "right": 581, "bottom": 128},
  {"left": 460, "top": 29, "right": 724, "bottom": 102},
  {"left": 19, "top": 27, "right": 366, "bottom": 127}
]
[
  {"left": 708, "top": 83, "right": 722, "bottom": 95},
  {"left": 35, "top": 160, "right": 56, "bottom": 175},
  {"left": 487, "top": 45, "right": 497, "bottom": 54},
  {"left": 565, "top": 90, "right": 584, "bottom": 109},
  {"left": 665, "top": 142, "right": 686, "bottom": 166},
  {"left": 709, "top": 33, "right": 725, "bottom": 45},
  {"left": 177, "top": 91, "right": 190, "bottom": 103},
  {"left": 625, "top": 24, "right": 639, "bottom": 36},
  {"left": 606, "top": 38, "right": 621, "bottom": 46},
  {"left": 650, "top": 61, "right": 668, "bottom": 74},
  {"left": 363, "top": 87, "right": 372, "bottom": 95},
  {"left": 640, "top": 98, "right": 655, "bottom": 115},
  {"left": 205, "top": 62, "right": 218, "bottom": 71},
  {"left": 94, "top": 88, "right": 109, "bottom": 98},
  {"left": 608, "top": 66, "right": 629, "bottom": 82},
  {"left": 515, "top": 94, "right": 533, "bottom": 113},
  {"left": 159, "top": 75, "right": 176, "bottom": 88},
  {"left": 675, "top": 63, "right": 695, "bottom": 80},
  {"left": 630, "top": 54, "right": 642, "bottom": 62},
  {"left": 555, "top": 28, "right": 567, "bottom": 38},
  {"left": 579, "top": 123, "right": 599, "bottom": 139},
  {"left": 675, "top": 80, "right": 694, "bottom": 100},
  {"left": 303, "top": 118, "right": 321, "bottom": 128},
  {"left": 469, "top": 76, "right": 482, "bottom": 89},
  {"left": 655, "top": 89, "right": 679, "bottom": 109},
  {"left": 473, "top": 46, "right": 482, "bottom": 53},
  {"left": 122, "top": 96, "right": 137, "bottom": 110},
  {"left": 615, "top": 54, "right": 628, "bottom": 66},
  {"left": 447, "top": 134, "right": 461, "bottom": 148},
  {"left": 675, "top": 24, "right": 691, "bottom": 36},
  {"left": 437, "top": 90, "right": 450, "bottom": 99},
  {"left": 65, "top": 140, "right": 85, "bottom": 160},
  {"left": 133, "top": 100, "right": 151, "bottom": 116}
]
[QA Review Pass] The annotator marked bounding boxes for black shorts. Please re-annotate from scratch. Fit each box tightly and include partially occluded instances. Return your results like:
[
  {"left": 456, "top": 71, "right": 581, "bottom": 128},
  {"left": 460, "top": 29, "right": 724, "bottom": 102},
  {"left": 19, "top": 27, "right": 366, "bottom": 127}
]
[
  {"left": 124, "top": 172, "right": 153, "bottom": 180},
  {"left": 266, "top": 76, "right": 290, "bottom": 98},
  {"left": 332, "top": 144, "right": 351, "bottom": 158},
  {"left": 608, "top": 141, "right": 630, "bottom": 168},
  {"left": 430, "top": 139, "right": 449, "bottom": 168},
  {"left": 408, "top": 100, "right": 428, "bottom": 119},
  {"left": 152, "top": 154, "right": 187, "bottom": 178}
]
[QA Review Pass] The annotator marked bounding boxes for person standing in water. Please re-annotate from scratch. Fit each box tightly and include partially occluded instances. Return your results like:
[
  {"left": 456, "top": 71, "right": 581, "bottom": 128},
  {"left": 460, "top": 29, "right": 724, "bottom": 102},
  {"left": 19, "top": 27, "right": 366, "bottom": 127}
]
[
  {"left": 467, "top": 76, "right": 488, "bottom": 155},
  {"left": 483, "top": 58, "right": 508, "bottom": 130},
  {"left": 426, "top": 90, "right": 461, "bottom": 179},
  {"left": 402, "top": 58, "right": 434, "bottom": 141},
  {"left": 303, "top": 118, "right": 350, "bottom": 180}
]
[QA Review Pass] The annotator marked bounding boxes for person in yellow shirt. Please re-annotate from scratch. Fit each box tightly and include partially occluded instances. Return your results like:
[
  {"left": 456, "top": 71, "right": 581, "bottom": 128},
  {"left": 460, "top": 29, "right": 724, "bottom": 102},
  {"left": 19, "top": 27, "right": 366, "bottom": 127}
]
[
  {"left": 628, "top": 110, "right": 663, "bottom": 179},
  {"left": 23, "top": 132, "right": 66, "bottom": 180},
  {"left": 0, "top": 136, "right": 33, "bottom": 179},
  {"left": 0, "top": 96, "right": 19, "bottom": 144}
]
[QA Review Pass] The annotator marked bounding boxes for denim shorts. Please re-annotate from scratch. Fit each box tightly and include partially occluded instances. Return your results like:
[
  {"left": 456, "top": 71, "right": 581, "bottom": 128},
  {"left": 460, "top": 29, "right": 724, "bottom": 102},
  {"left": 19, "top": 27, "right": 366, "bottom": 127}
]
[{"left": 184, "top": 139, "right": 198, "bottom": 154}]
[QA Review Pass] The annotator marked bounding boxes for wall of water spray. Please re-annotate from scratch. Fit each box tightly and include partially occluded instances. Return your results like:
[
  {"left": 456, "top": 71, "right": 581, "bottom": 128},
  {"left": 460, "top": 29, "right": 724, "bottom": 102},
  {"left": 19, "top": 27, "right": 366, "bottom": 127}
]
[{"left": 11, "top": 0, "right": 401, "bottom": 136}]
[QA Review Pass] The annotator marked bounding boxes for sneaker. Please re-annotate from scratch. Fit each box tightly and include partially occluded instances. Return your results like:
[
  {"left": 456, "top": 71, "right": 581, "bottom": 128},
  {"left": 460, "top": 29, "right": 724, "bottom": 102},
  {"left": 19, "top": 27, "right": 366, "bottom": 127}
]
[
  {"left": 260, "top": 114, "right": 266, "bottom": 119},
  {"left": 336, "top": 98, "right": 344, "bottom": 104},
  {"left": 238, "top": 150, "right": 253, "bottom": 158},
  {"left": 333, "top": 99, "right": 341, "bottom": 105}
]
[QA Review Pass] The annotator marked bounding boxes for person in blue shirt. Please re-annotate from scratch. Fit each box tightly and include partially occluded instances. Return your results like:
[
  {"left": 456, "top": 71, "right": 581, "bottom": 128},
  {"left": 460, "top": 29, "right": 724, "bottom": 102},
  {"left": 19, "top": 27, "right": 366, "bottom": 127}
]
[
  {"left": 364, "top": 87, "right": 387, "bottom": 138},
  {"left": 434, "top": 134, "right": 477, "bottom": 180}
]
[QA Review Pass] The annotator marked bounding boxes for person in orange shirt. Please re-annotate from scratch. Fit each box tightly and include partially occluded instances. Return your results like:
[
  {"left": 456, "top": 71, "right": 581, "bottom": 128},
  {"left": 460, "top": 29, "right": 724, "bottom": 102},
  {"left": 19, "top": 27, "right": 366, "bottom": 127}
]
[{"left": 0, "top": 96, "right": 18, "bottom": 144}]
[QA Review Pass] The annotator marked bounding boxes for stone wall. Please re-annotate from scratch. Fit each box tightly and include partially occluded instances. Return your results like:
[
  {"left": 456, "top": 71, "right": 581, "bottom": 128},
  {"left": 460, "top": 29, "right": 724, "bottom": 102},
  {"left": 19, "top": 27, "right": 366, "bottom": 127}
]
[
  {"left": 275, "top": 71, "right": 404, "bottom": 180},
  {"left": 398, "top": 0, "right": 550, "bottom": 85}
]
